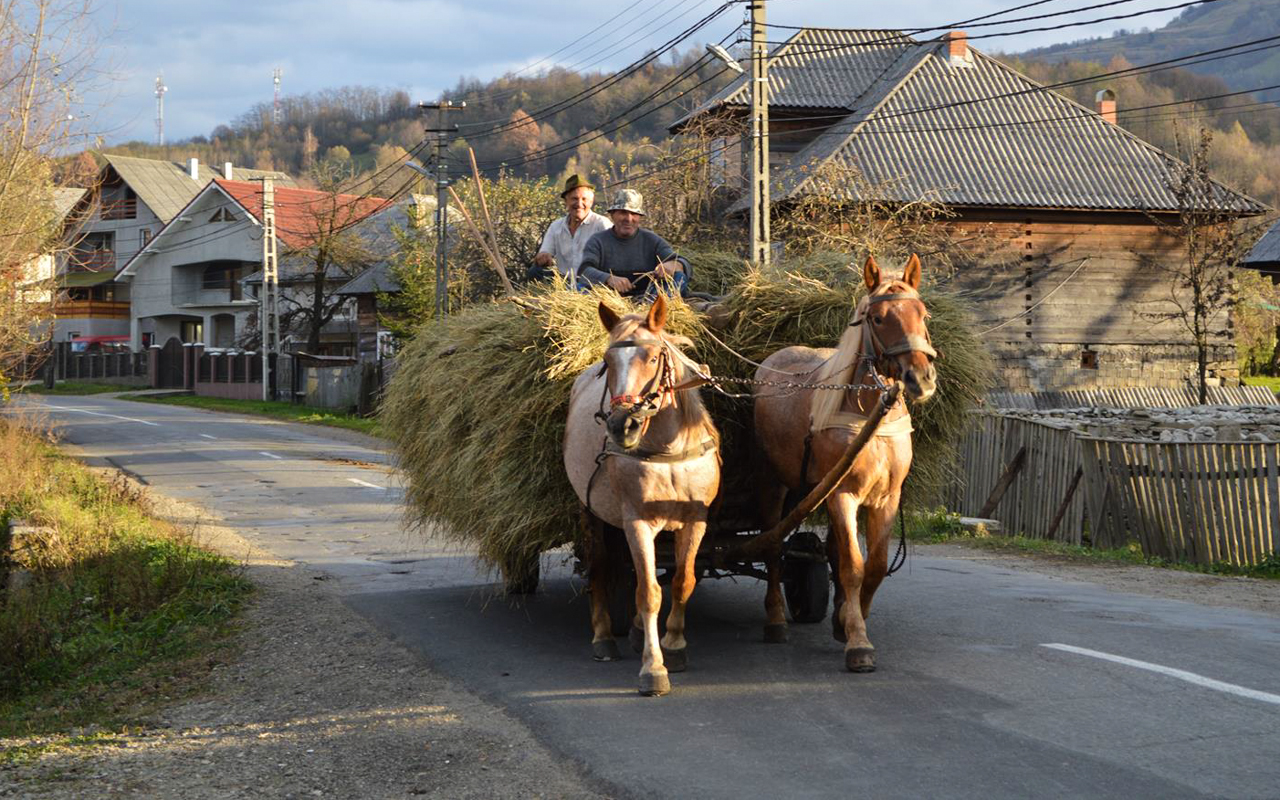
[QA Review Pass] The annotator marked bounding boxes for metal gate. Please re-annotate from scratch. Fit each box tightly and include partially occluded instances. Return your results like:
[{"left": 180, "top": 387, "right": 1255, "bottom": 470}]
[{"left": 157, "top": 337, "right": 184, "bottom": 388}]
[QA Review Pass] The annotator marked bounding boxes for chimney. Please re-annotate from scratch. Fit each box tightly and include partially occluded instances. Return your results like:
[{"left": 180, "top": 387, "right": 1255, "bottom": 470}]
[
  {"left": 223, "top": 162, "right": 233, "bottom": 180},
  {"left": 945, "top": 31, "right": 971, "bottom": 66},
  {"left": 1095, "top": 89, "right": 1118, "bottom": 125},
  {"left": 188, "top": 157, "right": 199, "bottom": 181}
]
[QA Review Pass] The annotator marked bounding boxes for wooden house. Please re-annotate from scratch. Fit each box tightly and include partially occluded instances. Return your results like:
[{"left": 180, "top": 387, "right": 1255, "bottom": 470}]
[{"left": 673, "top": 29, "right": 1269, "bottom": 391}]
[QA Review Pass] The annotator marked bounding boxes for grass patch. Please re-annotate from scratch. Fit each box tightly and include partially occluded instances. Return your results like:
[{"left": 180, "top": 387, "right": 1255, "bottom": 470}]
[
  {"left": 1243, "top": 375, "right": 1280, "bottom": 394},
  {"left": 14, "top": 381, "right": 132, "bottom": 396},
  {"left": 907, "top": 508, "right": 1280, "bottom": 580},
  {"left": 0, "top": 419, "right": 253, "bottom": 743},
  {"left": 118, "top": 393, "right": 381, "bottom": 437}
]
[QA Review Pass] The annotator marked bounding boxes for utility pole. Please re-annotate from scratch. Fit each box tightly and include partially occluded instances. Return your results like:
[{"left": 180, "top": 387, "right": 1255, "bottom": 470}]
[
  {"left": 260, "top": 178, "right": 279, "bottom": 400},
  {"left": 418, "top": 100, "right": 465, "bottom": 317},
  {"left": 154, "top": 74, "right": 168, "bottom": 147},
  {"left": 749, "top": 0, "right": 770, "bottom": 268},
  {"left": 273, "top": 68, "right": 283, "bottom": 125}
]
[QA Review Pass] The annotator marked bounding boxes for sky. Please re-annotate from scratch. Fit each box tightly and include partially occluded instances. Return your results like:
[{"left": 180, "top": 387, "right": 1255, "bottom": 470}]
[{"left": 89, "top": 0, "right": 1188, "bottom": 145}]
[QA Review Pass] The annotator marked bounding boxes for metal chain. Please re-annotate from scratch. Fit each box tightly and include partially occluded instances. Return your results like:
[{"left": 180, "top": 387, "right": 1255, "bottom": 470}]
[{"left": 697, "top": 355, "right": 893, "bottom": 399}]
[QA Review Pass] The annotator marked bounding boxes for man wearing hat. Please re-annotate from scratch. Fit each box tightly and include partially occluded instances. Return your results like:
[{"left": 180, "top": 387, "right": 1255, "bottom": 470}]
[
  {"left": 577, "top": 189, "right": 691, "bottom": 298},
  {"left": 531, "top": 174, "right": 612, "bottom": 283}
]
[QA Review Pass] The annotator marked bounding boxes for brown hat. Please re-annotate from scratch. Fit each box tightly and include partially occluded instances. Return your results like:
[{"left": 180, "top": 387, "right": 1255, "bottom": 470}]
[{"left": 560, "top": 173, "right": 594, "bottom": 198}]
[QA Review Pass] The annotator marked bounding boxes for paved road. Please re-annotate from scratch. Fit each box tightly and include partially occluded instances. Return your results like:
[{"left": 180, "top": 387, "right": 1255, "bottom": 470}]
[{"left": 13, "top": 395, "right": 1280, "bottom": 799}]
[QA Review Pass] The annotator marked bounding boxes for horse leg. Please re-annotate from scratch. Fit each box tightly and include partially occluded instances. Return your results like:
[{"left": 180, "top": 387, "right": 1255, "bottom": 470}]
[
  {"left": 584, "top": 510, "right": 621, "bottom": 662},
  {"left": 859, "top": 501, "right": 896, "bottom": 623},
  {"left": 828, "top": 492, "right": 876, "bottom": 673},
  {"left": 624, "top": 520, "right": 669, "bottom": 696},
  {"left": 661, "top": 518, "right": 706, "bottom": 673},
  {"left": 757, "top": 464, "right": 789, "bottom": 644}
]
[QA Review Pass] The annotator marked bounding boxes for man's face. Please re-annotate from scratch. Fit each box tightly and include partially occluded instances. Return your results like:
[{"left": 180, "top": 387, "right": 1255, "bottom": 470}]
[
  {"left": 564, "top": 187, "right": 594, "bottom": 223},
  {"left": 610, "top": 209, "right": 642, "bottom": 238}
]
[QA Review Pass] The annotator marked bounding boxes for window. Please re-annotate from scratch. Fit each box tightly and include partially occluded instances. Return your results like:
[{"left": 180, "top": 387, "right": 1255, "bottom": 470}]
[
  {"left": 180, "top": 320, "right": 204, "bottom": 344},
  {"left": 208, "top": 208, "right": 235, "bottom": 223},
  {"left": 140, "top": 228, "right": 152, "bottom": 248},
  {"left": 202, "top": 262, "right": 245, "bottom": 300},
  {"left": 141, "top": 332, "right": 154, "bottom": 348}
]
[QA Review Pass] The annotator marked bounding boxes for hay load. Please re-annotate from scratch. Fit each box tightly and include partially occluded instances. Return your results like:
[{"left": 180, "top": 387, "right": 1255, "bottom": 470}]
[{"left": 381, "top": 253, "right": 992, "bottom": 574}]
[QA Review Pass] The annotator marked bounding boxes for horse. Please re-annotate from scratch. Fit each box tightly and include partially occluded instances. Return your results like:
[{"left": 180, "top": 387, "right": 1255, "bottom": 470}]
[
  {"left": 752, "top": 254, "right": 938, "bottom": 672},
  {"left": 563, "top": 293, "right": 721, "bottom": 696}
]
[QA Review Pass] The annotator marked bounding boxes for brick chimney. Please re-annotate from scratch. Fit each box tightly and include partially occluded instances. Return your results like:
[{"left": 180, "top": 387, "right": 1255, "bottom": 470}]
[
  {"left": 223, "top": 162, "right": 233, "bottom": 180},
  {"left": 945, "top": 31, "right": 971, "bottom": 66},
  {"left": 1095, "top": 89, "right": 1117, "bottom": 125},
  {"left": 188, "top": 157, "right": 199, "bottom": 180}
]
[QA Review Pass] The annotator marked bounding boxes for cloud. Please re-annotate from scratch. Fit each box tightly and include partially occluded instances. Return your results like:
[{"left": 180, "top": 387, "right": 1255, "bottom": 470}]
[{"left": 92, "top": 0, "right": 1187, "bottom": 144}]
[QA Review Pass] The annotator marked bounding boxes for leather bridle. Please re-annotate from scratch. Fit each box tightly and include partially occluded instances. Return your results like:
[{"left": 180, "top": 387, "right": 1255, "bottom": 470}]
[{"left": 848, "top": 290, "right": 937, "bottom": 386}]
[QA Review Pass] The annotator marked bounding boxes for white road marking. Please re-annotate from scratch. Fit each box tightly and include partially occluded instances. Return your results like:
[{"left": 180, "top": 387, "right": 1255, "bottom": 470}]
[
  {"left": 200, "top": 433, "right": 217, "bottom": 439},
  {"left": 259, "top": 451, "right": 283, "bottom": 460},
  {"left": 43, "top": 404, "right": 160, "bottom": 426},
  {"left": 347, "top": 478, "right": 385, "bottom": 490},
  {"left": 1042, "top": 643, "right": 1280, "bottom": 706}
]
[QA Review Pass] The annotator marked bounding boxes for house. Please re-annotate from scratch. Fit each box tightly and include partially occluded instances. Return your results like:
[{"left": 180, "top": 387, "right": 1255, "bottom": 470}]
[
  {"left": 335, "top": 262, "right": 402, "bottom": 362},
  {"left": 673, "top": 29, "right": 1269, "bottom": 391},
  {"left": 57, "top": 154, "right": 293, "bottom": 345},
  {"left": 1245, "top": 220, "right": 1280, "bottom": 283},
  {"left": 115, "top": 179, "right": 389, "bottom": 354}
]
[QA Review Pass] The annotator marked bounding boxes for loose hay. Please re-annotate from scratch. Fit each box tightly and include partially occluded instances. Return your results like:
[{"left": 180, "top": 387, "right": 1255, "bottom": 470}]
[{"left": 381, "top": 252, "right": 992, "bottom": 574}]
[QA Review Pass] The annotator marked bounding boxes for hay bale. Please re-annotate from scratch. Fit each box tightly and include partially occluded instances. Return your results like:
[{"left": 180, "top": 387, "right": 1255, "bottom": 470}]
[{"left": 381, "top": 253, "right": 991, "bottom": 572}]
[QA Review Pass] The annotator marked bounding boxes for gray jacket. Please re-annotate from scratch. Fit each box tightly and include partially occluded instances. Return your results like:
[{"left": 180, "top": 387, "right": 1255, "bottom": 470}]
[{"left": 578, "top": 228, "right": 692, "bottom": 285}]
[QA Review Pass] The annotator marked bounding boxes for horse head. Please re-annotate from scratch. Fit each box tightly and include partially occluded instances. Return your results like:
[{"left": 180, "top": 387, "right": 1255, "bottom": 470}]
[
  {"left": 597, "top": 294, "right": 683, "bottom": 451},
  {"left": 860, "top": 254, "right": 937, "bottom": 403}
]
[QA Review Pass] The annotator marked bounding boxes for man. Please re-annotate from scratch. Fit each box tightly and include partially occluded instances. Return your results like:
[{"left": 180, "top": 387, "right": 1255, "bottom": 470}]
[
  {"left": 577, "top": 189, "right": 692, "bottom": 299},
  {"left": 531, "top": 174, "right": 612, "bottom": 283}
]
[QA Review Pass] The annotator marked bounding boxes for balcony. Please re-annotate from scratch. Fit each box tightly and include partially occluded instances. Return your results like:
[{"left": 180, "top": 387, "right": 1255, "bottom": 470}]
[
  {"left": 55, "top": 300, "right": 130, "bottom": 320},
  {"left": 69, "top": 251, "right": 116, "bottom": 272},
  {"left": 99, "top": 197, "right": 137, "bottom": 220}
]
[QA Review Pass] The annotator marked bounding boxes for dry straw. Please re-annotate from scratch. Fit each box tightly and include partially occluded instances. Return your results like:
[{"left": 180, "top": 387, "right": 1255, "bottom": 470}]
[{"left": 381, "top": 252, "right": 992, "bottom": 574}]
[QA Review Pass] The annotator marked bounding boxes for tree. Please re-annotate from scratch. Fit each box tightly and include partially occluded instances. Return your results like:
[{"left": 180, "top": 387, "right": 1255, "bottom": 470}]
[
  {"left": 1148, "top": 128, "right": 1258, "bottom": 403},
  {"left": 1, "top": 1, "right": 95, "bottom": 392}
]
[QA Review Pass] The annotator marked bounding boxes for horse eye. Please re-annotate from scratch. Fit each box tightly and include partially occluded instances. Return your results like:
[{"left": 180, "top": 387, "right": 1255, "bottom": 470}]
[{"left": 873, "top": 315, "right": 884, "bottom": 325}]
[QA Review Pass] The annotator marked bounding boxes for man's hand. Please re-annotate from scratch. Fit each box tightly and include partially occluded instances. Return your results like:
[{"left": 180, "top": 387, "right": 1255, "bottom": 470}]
[
  {"left": 534, "top": 252, "right": 554, "bottom": 268},
  {"left": 654, "top": 259, "right": 683, "bottom": 278},
  {"left": 606, "top": 275, "right": 634, "bottom": 293}
]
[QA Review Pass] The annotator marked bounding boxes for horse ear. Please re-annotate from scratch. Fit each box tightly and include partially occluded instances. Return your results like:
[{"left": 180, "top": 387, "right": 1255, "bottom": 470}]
[
  {"left": 598, "top": 301, "right": 621, "bottom": 334},
  {"left": 646, "top": 292, "right": 668, "bottom": 332},
  {"left": 863, "top": 255, "right": 882, "bottom": 291},
  {"left": 903, "top": 253, "right": 922, "bottom": 289}
]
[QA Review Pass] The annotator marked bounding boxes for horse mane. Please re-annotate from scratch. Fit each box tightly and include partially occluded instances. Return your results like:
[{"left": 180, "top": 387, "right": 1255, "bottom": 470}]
[
  {"left": 607, "top": 313, "right": 720, "bottom": 446},
  {"left": 808, "top": 281, "right": 916, "bottom": 433}
]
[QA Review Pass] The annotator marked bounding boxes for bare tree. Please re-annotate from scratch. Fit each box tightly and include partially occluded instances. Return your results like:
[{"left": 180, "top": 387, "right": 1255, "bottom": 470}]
[{"left": 1149, "top": 128, "right": 1258, "bottom": 404}]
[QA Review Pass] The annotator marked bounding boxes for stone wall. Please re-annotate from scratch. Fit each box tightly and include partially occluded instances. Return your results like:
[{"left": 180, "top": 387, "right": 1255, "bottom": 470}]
[{"left": 989, "top": 341, "right": 1238, "bottom": 393}]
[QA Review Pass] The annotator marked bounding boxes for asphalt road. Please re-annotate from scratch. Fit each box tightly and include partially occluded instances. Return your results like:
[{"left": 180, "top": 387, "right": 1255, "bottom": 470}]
[{"left": 13, "top": 394, "right": 1280, "bottom": 800}]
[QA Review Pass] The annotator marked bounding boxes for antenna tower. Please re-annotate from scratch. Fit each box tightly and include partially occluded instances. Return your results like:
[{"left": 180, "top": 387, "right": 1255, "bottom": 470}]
[
  {"left": 154, "top": 74, "right": 168, "bottom": 146},
  {"left": 273, "top": 68, "right": 282, "bottom": 124}
]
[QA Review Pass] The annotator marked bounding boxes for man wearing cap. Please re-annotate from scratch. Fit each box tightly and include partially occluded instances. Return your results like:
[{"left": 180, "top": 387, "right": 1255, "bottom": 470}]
[
  {"left": 531, "top": 174, "right": 612, "bottom": 283},
  {"left": 577, "top": 189, "right": 692, "bottom": 298}
]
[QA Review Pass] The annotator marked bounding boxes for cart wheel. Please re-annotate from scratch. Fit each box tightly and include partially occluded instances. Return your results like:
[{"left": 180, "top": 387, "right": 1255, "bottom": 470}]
[
  {"left": 503, "top": 554, "right": 540, "bottom": 595},
  {"left": 784, "top": 531, "right": 829, "bottom": 624}
]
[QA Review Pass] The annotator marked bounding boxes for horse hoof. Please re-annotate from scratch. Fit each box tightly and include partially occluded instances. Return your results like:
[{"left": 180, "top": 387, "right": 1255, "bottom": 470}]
[
  {"left": 845, "top": 647, "right": 876, "bottom": 673},
  {"left": 763, "top": 623, "right": 788, "bottom": 644},
  {"left": 638, "top": 671, "right": 671, "bottom": 697},
  {"left": 629, "top": 625, "right": 645, "bottom": 654},
  {"left": 593, "top": 639, "right": 621, "bottom": 662},
  {"left": 662, "top": 647, "right": 687, "bottom": 673}
]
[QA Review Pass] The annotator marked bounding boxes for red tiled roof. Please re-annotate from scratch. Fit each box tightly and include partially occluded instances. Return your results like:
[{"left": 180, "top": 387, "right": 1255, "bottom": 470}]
[{"left": 214, "top": 179, "right": 389, "bottom": 250}]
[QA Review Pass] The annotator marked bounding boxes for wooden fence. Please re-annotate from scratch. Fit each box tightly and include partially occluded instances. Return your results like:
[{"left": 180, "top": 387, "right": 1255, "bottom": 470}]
[
  {"left": 989, "top": 386, "right": 1277, "bottom": 409},
  {"left": 1080, "top": 440, "right": 1280, "bottom": 566},
  {"left": 948, "top": 414, "right": 1086, "bottom": 544}
]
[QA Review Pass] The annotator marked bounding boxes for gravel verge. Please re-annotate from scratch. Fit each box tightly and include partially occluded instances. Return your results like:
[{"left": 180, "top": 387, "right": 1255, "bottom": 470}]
[{"left": 1, "top": 487, "right": 608, "bottom": 800}]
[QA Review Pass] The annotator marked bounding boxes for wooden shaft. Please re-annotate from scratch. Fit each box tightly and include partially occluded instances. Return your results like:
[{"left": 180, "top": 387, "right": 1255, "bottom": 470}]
[
  {"left": 446, "top": 186, "right": 516, "bottom": 297},
  {"left": 468, "top": 147, "right": 507, "bottom": 279},
  {"left": 726, "top": 383, "right": 902, "bottom": 563}
]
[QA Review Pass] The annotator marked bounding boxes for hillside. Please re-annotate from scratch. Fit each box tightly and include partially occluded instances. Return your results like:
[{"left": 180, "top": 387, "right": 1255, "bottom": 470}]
[{"left": 1020, "top": 0, "right": 1280, "bottom": 92}]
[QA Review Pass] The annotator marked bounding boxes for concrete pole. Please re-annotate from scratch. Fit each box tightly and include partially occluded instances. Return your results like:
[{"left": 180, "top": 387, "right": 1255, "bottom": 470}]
[
  {"left": 260, "top": 178, "right": 279, "bottom": 400},
  {"left": 750, "top": 0, "right": 770, "bottom": 268}
]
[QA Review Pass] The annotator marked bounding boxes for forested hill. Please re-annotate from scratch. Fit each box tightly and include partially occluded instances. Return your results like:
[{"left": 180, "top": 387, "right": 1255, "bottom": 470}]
[
  {"left": 1019, "top": 0, "right": 1280, "bottom": 92},
  {"left": 102, "top": 50, "right": 731, "bottom": 186}
]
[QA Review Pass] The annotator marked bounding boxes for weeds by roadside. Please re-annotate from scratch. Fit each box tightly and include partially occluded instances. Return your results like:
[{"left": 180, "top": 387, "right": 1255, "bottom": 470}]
[
  {"left": 15, "top": 381, "right": 133, "bottom": 396},
  {"left": 118, "top": 393, "right": 381, "bottom": 437},
  {"left": 906, "top": 507, "right": 1280, "bottom": 580},
  {"left": 0, "top": 418, "right": 252, "bottom": 745}
]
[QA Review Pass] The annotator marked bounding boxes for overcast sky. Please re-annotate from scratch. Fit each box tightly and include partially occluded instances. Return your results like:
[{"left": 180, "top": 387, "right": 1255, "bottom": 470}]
[{"left": 91, "top": 0, "right": 1186, "bottom": 144}]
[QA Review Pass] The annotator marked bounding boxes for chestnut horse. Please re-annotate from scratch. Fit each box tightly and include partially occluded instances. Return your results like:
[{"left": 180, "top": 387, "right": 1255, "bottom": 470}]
[
  {"left": 564, "top": 294, "right": 721, "bottom": 696},
  {"left": 753, "top": 255, "right": 937, "bottom": 672}
]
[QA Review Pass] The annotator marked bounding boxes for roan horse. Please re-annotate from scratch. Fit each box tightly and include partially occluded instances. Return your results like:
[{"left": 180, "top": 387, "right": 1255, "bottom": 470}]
[
  {"left": 564, "top": 294, "right": 721, "bottom": 696},
  {"left": 753, "top": 254, "right": 937, "bottom": 672}
]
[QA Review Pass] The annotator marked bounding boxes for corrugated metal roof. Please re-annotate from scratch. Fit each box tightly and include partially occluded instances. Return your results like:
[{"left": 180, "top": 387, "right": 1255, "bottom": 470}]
[
  {"left": 54, "top": 187, "right": 86, "bottom": 219},
  {"left": 1245, "top": 220, "right": 1280, "bottom": 265},
  {"left": 711, "top": 31, "right": 1266, "bottom": 215},
  {"left": 104, "top": 154, "right": 295, "bottom": 223},
  {"left": 336, "top": 262, "right": 401, "bottom": 296}
]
